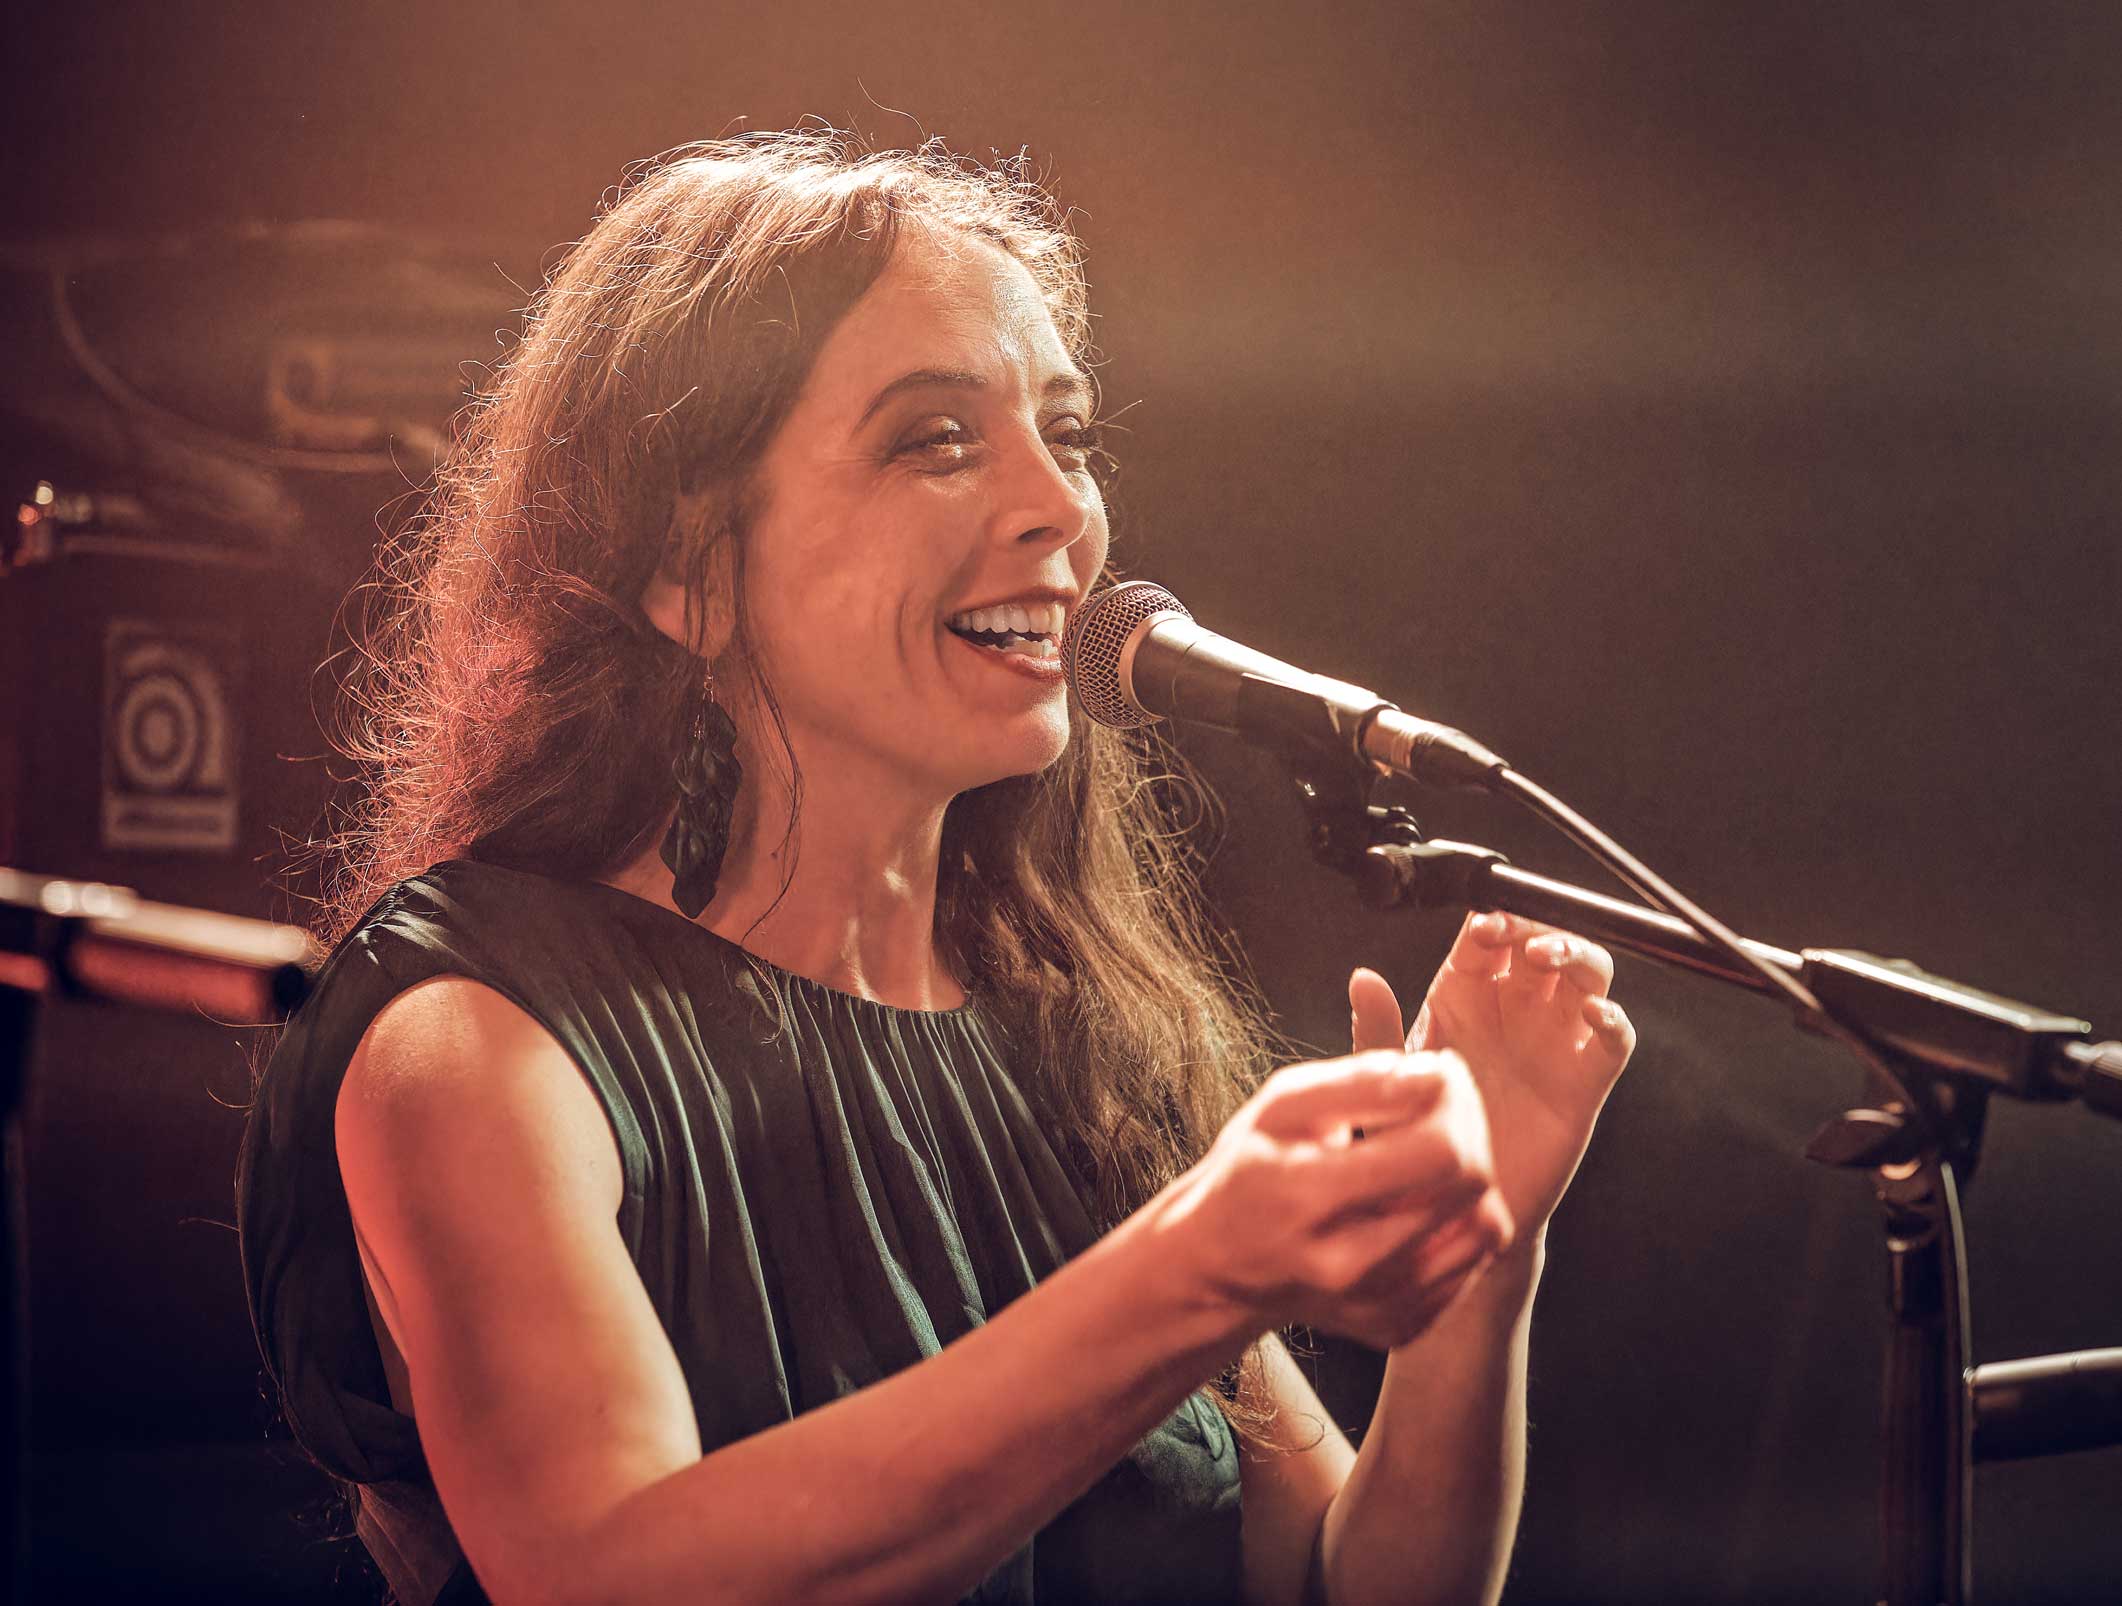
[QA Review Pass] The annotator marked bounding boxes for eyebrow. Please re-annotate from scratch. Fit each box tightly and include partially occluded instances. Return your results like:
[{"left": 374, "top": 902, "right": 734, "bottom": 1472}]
[{"left": 854, "top": 366, "right": 1095, "bottom": 431}]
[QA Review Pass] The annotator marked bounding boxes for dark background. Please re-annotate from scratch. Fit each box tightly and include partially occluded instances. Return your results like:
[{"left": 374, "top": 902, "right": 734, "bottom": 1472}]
[{"left": 3, "top": 2, "right": 2119, "bottom": 1601}]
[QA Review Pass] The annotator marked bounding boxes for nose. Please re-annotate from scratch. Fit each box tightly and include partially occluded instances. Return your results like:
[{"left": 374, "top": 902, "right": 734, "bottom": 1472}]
[{"left": 989, "top": 427, "right": 1100, "bottom": 554}]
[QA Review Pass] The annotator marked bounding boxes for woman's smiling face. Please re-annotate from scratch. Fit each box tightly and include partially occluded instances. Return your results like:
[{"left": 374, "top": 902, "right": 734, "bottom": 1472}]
[{"left": 730, "top": 226, "right": 1109, "bottom": 808}]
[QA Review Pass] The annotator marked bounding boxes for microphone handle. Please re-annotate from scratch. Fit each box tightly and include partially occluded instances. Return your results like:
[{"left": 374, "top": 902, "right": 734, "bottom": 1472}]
[
  {"left": 1129, "top": 616, "right": 1305, "bottom": 730},
  {"left": 1128, "top": 615, "right": 1508, "bottom": 791}
]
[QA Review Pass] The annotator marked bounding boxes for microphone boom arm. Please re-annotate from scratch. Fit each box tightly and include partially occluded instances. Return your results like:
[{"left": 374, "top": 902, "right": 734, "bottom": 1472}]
[
  {"left": 1230, "top": 666, "right": 2122, "bottom": 1120},
  {"left": 1356, "top": 836, "right": 2122, "bottom": 1122}
]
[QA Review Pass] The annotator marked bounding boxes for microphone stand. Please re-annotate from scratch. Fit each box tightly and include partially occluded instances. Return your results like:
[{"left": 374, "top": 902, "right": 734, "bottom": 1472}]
[{"left": 1236, "top": 677, "right": 2122, "bottom": 1605}]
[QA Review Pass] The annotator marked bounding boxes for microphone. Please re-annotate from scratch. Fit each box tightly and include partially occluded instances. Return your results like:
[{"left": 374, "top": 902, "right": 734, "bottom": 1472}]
[{"left": 1061, "top": 580, "right": 1507, "bottom": 791}]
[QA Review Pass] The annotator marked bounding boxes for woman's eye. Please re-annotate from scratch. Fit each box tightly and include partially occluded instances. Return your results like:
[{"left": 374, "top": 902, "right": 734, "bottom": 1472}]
[
  {"left": 1048, "top": 420, "right": 1105, "bottom": 469},
  {"left": 898, "top": 420, "right": 975, "bottom": 462},
  {"left": 893, "top": 417, "right": 1105, "bottom": 473}
]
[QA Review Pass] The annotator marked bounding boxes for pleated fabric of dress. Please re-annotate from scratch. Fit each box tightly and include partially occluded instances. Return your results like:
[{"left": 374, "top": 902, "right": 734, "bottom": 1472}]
[{"left": 237, "top": 858, "right": 1243, "bottom": 1604}]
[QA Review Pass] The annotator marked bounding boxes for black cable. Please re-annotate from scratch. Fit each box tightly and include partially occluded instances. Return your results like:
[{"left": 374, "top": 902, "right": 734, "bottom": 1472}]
[{"left": 1493, "top": 765, "right": 1931, "bottom": 1130}]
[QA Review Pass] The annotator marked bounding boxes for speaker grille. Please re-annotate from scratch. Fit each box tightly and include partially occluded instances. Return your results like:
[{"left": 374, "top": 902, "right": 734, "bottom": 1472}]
[{"left": 1062, "top": 580, "right": 1190, "bottom": 729}]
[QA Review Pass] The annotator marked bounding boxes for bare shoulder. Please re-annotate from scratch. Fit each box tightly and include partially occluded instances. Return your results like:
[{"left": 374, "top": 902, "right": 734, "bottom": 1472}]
[
  {"left": 336, "top": 974, "right": 622, "bottom": 1218},
  {"left": 342, "top": 973, "right": 565, "bottom": 1094},
  {"left": 330, "top": 978, "right": 694, "bottom": 1592}
]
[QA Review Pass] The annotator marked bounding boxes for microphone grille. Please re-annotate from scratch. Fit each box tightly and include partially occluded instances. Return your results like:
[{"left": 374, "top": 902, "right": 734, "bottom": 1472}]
[{"left": 1063, "top": 580, "right": 1192, "bottom": 730}]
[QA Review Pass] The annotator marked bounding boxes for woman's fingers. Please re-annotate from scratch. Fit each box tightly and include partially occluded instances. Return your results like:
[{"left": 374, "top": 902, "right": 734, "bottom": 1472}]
[
  {"left": 1436, "top": 918, "right": 1621, "bottom": 1056},
  {"left": 1495, "top": 940, "right": 1562, "bottom": 1017},
  {"left": 1347, "top": 1173, "right": 1513, "bottom": 1280},
  {"left": 1253, "top": 1049, "right": 1447, "bottom": 1139},
  {"left": 1410, "top": 1187, "right": 1515, "bottom": 1278},
  {"left": 1532, "top": 932, "right": 1615, "bottom": 998},
  {"left": 1249, "top": 1048, "right": 1497, "bottom": 1219},
  {"left": 1206, "top": 1039, "right": 1529, "bottom": 1343},
  {"left": 1579, "top": 991, "right": 1637, "bottom": 1070},
  {"left": 1320, "top": 1179, "right": 1505, "bottom": 1295},
  {"left": 1312, "top": 1115, "right": 1491, "bottom": 1224},
  {"left": 1348, "top": 966, "right": 1406, "bottom": 1054},
  {"left": 1444, "top": 913, "right": 1614, "bottom": 996},
  {"left": 1498, "top": 931, "right": 1613, "bottom": 1024},
  {"left": 1316, "top": 1188, "right": 1514, "bottom": 1347},
  {"left": 1300, "top": 1052, "right": 1499, "bottom": 1221},
  {"left": 1441, "top": 909, "right": 1521, "bottom": 983}
]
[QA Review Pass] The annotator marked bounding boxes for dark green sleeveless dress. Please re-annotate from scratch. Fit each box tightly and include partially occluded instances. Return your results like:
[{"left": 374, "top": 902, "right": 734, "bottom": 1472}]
[{"left": 237, "top": 859, "right": 1243, "bottom": 1604}]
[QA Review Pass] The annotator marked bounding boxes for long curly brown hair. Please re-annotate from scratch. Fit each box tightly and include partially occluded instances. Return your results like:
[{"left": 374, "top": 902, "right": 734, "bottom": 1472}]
[{"left": 315, "top": 128, "right": 1279, "bottom": 1259}]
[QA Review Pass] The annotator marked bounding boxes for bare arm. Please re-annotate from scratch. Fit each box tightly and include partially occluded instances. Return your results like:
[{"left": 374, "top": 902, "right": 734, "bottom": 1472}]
[
  {"left": 1231, "top": 1249, "right": 1538, "bottom": 1606},
  {"left": 1234, "top": 1335, "right": 1354, "bottom": 1606},
  {"left": 1317, "top": 1241, "right": 1540, "bottom": 1606},
  {"left": 1252, "top": 911, "right": 1633, "bottom": 1606},
  {"left": 337, "top": 976, "right": 1248, "bottom": 1606}
]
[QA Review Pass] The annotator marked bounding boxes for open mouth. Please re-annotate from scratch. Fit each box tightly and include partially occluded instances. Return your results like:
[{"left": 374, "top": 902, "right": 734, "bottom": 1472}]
[{"left": 944, "top": 601, "right": 1064, "bottom": 662}]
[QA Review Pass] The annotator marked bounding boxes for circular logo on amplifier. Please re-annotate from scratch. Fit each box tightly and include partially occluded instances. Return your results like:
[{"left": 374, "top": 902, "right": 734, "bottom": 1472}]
[
  {"left": 112, "top": 665, "right": 211, "bottom": 793},
  {"left": 102, "top": 622, "right": 240, "bottom": 852}
]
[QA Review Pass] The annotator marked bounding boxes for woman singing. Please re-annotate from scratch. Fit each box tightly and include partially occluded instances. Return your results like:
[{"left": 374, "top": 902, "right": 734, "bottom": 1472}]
[{"left": 238, "top": 130, "right": 1634, "bottom": 1606}]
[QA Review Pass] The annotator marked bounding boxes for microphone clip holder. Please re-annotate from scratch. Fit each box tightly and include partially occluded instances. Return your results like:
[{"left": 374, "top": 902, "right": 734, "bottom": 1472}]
[{"left": 1228, "top": 671, "right": 1422, "bottom": 876}]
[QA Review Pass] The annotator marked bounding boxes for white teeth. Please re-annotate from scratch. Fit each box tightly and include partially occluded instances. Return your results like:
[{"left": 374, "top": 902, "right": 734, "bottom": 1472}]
[
  {"left": 996, "top": 634, "right": 1060, "bottom": 660},
  {"left": 946, "top": 600, "right": 1068, "bottom": 636}
]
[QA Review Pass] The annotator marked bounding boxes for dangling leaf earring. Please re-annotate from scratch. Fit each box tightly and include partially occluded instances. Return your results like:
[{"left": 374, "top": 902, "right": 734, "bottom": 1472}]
[{"left": 659, "top": 669, "right": 742, "bottom": 918}]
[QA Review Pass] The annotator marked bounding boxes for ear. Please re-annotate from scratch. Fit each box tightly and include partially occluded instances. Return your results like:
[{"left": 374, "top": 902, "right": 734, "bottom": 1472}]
[{"left": 640, "top": 505, "right": 738, "bottom": 660}]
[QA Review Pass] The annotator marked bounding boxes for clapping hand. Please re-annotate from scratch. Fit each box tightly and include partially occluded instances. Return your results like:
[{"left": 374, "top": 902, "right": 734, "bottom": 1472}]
[{"left": 1350, "top": 912, "right": 1635, "bottom": 1247}]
